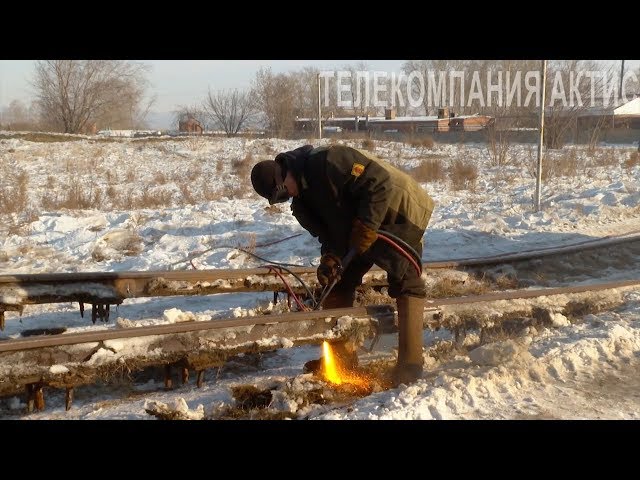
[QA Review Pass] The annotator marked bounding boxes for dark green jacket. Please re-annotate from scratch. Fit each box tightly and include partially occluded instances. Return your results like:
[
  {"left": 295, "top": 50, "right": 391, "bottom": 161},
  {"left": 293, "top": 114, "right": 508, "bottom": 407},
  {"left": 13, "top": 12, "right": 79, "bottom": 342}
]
[{"left": 281, "top": 145, "right": 435, "bottom": 258}]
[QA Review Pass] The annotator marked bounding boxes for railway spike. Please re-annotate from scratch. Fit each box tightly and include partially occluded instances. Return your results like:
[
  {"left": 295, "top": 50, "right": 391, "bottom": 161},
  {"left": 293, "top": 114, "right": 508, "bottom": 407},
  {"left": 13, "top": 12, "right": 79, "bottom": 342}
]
[
  {"left": 164, "top": 364, "right": 173, "bottom": 390},
  {"left": 65, "top": 387, "right": 74, "bottom": 411},
  {"left": 79, "top": 301, "right": 85, "bottom": 318},
  {"left": 34, "top": 384, "right": 45, "bottom": 411},
  {"left": 196, "top": 370, "right": 205, "bottom": 388},
  {"left": 91, "top": 304, "right": 97, "bottom": 324},
  {"left": 25, "top": 384, "right": 35, "bottom": 413},
  {"left": 181, "top": 367, "right": 189, "bottom": 385}
]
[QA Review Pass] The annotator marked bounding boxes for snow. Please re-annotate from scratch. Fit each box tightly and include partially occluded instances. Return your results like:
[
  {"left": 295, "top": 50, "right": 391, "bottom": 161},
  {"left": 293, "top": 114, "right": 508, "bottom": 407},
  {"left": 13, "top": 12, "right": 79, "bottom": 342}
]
[
  {"left": 49, "top": 364, "right": 69, "bottom": 374},
  {"left": 162, "top": 308, "right": 197, "bottom": 323},
  {"left": 1, "top": 133, "right": 640, "bottom": 420}
]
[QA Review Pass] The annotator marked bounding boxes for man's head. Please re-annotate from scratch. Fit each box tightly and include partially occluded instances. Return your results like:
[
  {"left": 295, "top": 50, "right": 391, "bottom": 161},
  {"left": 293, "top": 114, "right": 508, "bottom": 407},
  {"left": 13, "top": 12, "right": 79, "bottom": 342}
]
[
  {"left": 251, "top": 160, "right": 290, "bottom": 205},
  {"left": 251, "top": 145, "right": 313, "bottom": 204}
]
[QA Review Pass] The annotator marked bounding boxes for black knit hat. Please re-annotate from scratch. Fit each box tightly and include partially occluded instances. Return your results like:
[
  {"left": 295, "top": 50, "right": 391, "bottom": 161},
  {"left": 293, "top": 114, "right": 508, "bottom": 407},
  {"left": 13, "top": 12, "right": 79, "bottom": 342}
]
[
  {"left": 274, "top": 144, "right": 314, "bottom": 166},
  {"left": 251, "top": 145, "right": 313, "bottom": 204},
  {"left": 251, "top": 160, "right": 287, "bottom": 204}
]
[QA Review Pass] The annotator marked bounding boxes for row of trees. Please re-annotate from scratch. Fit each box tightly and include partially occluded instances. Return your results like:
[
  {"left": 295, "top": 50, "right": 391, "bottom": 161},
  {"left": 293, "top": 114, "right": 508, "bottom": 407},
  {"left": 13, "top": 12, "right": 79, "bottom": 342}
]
[
  {"left": 402, "top": 60, "right": 632, "bottom": 148},
  {"left": 177, "top": 60, "right": 640, "bottom": 144},
  {"left": 0, "top": 99, "right": 39, "bottom": 130},
  {"left": 174, "top": 65, "right": 337, "bottom": 137},
  {"left": 3, "top": 60, "right": 638, "bottom": 143}
]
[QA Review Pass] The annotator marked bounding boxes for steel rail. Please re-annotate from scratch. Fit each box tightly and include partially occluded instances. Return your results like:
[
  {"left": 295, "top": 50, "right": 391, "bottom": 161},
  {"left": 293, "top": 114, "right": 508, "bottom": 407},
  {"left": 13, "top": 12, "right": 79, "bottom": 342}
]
[
  {"left": 2, "top": 230, "right": 639, "bottom": 284},
  {"left": 0, "top": 305, "right": 379, "bottom": 352},
  {"left": 1, "top": 232, "right": 639, "bottom": 318},
  {"left": 2, "top": 277, "right": 638, "bottom": 353},
  {"left": 425, "top": 230, "right": 640, "bottom": 268}
]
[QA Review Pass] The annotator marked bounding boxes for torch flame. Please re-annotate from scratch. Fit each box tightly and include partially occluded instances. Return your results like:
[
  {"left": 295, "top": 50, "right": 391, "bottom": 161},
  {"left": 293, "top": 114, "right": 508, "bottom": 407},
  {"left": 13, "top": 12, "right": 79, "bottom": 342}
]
[
  {"left": 322, "top": 341, "right": 343, "bottom": 384},
  {"left": 321, "top": 341, "right": 370, "bottom": 389}
]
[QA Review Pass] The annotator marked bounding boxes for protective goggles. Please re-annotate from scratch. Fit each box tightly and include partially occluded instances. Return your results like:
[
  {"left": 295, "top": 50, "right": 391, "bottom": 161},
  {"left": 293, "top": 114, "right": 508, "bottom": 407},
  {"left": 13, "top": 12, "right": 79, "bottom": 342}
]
[{"left": 269, "top": 184, "right": 290, "bottom": 205}]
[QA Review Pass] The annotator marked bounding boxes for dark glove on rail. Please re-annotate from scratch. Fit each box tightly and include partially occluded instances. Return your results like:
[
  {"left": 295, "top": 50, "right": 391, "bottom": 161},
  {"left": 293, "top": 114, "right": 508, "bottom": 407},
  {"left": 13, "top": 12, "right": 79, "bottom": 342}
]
[{"left": 317, "top": 253, "right": 342, "bottom": 287}]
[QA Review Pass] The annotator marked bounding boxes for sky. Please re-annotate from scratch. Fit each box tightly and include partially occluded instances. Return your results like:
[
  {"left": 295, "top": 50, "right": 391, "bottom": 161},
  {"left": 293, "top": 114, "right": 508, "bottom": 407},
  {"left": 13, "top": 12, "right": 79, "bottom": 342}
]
[
  {"left": 3, "top": 60, "right": 639, "bottom": 126},
  {"left": 1, "top": 134, "right": 640, "bottom": 419},
  {"left": 0, "top": 60, "right": 407, "bottom": 113}
]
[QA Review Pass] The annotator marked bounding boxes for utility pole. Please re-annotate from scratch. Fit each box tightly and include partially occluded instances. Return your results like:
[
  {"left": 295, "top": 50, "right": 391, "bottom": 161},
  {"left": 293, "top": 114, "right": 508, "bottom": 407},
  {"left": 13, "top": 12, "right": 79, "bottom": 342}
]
[
  {"left": 534, "top": 60, "right": 547, "bottom": 212},
  {"left": 619, "top": 60, "right": 625, "bottom": 100},
  {"left": 317, "top": 73, "right": 322, "bottom": 140}
]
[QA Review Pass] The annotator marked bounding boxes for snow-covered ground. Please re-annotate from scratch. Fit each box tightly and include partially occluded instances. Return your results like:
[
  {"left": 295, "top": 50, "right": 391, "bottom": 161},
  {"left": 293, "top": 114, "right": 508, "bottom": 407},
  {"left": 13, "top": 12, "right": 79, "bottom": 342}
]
[{"left": 1, "top": 133, "right": 640, "bottom": 419}]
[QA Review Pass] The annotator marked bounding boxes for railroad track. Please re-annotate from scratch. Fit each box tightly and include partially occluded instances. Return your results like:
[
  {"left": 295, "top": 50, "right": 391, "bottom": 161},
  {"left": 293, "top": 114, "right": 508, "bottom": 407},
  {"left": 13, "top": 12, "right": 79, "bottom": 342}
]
[
  {"left": 1, "top": 232, "right": 640, "bottom": 414},
  {"left": 1, "top": 279, "right": 639, "bottom": 412},
  {"left": 2, "top": 230, "right": 640, "bottom": 328}
]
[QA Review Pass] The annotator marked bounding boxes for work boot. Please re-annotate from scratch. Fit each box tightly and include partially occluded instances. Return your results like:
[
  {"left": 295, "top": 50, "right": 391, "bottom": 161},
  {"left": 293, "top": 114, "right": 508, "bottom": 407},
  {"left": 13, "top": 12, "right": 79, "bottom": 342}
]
[
  {"left": 391, "top": 295, "right": 425, "bottom": 386},
  {"left": 303, "top": 341, "right": 359, "bottom": 375}
]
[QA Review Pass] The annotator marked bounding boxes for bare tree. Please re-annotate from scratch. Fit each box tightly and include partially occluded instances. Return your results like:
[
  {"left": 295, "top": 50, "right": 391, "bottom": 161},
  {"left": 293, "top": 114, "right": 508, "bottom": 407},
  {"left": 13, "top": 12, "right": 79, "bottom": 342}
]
[
  {"left": 383, "top": 73, "right": 410, "bottom": 117},
  {"left": 6, "top": 100, "right": 28, "bottom": 124},
  {"left": 342, "top": 62, "right": 376, "bottom": 117},
  {"left": 586, "top": 114, "right": 610, "bottom": 153},
  {"left": 290, "top": 66, "right": 320, "bottom": 119},
  {"left": 403, "top": 60, "right": 473, "bottom": 116},
  {"left": 1, "top": 99, "right": 39, "bottom": 130},
  {"left": 253, "top": 67, "right": 298, "bottom": 136},
  {"left": 479, "top": 60, "right": 540, "bottom": 165},
  {"left": 203, "top": 88, "right": 256, "bottom": 136},
  {"left": 100, "top": 78, "right": 155, "bottom": 130},
  {"left": 32, "top": 60, "right": 152, "bottom": 133},
  {"left": 543, "top": 60, "right": 613, "bottom": 149}
]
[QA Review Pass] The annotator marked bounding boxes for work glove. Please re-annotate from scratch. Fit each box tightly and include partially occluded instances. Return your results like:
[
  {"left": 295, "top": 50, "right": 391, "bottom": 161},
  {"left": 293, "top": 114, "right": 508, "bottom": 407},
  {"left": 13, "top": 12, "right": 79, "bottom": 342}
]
[
  {"left": 350, "top": 218, "right": 378, "bottom": 254},
  {"left": 317, "top": 253, "right": 342, "bottom": 287}
]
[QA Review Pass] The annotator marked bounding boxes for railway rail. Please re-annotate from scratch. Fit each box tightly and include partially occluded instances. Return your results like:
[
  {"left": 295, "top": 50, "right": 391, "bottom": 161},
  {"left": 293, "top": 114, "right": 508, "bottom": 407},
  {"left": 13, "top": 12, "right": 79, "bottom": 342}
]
[
  {"left": 1, "top": 232, "right": 640, "bottom": 414},
  {"left": 2, "top": 231, "right": 640, "bottom": 329},
  {"left": 1, "top": 277, "right": 638, "bottom": 412}
]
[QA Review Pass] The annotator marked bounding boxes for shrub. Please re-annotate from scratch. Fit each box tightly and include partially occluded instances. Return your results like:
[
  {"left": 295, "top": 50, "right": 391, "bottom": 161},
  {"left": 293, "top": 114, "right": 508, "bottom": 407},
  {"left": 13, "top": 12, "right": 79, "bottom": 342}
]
[
  {"left": 361, "top": 139, "right": 375, "bottom": 151},
  {"left": 624, "top": 152, "right": 639, "bottom": 169},
  {"left": 449, "top": 159, "right": 478, "bottom": 191},
  {"left": 412, "top": 158, "right": 446, "bottom": 183}
]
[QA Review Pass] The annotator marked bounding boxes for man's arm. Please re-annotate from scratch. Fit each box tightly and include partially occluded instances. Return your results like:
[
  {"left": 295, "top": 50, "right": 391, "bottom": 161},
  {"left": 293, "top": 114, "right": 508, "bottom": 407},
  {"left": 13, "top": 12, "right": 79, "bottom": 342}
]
[{"left": 291, "top": 199, "right": 335, "bottom": 255}]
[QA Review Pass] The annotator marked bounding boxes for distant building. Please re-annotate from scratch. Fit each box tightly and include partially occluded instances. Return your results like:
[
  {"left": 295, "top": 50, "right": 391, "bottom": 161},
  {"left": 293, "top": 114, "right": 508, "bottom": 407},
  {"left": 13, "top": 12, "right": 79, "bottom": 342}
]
[
  {"left": 448, "top": 115, "right": 494, "bottom": 132},
  {"left": 178, "top": 116, "right": 203, "bottom": 134},
  {"left": 576, "top": 97, "right": 640, "bottom": 129},
  {"left": 542, "top": 97, "right": 640, "bottom": 129},
  {"left": 293, "top": 108, "right": 492, "bottom": 135},
  {"left": 97, "top": 129, "right": 135, "bottom": 137}
]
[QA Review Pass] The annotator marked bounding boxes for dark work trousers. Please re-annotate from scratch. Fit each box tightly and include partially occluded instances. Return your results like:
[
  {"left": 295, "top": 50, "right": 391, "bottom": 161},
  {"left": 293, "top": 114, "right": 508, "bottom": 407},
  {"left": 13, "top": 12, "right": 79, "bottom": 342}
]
[{"left": 332, "top": 237, "right": 426, "bottom": 299}]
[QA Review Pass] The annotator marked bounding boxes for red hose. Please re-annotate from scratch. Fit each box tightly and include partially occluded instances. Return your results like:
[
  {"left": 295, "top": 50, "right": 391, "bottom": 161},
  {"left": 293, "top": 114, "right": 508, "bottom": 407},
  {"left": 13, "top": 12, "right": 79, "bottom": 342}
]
[
  {"left": 377, "top": 233, "right": 422, "bottom": 276},
  {"left": 265, "top": 266, "right": 309, "bottom": 311}
]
